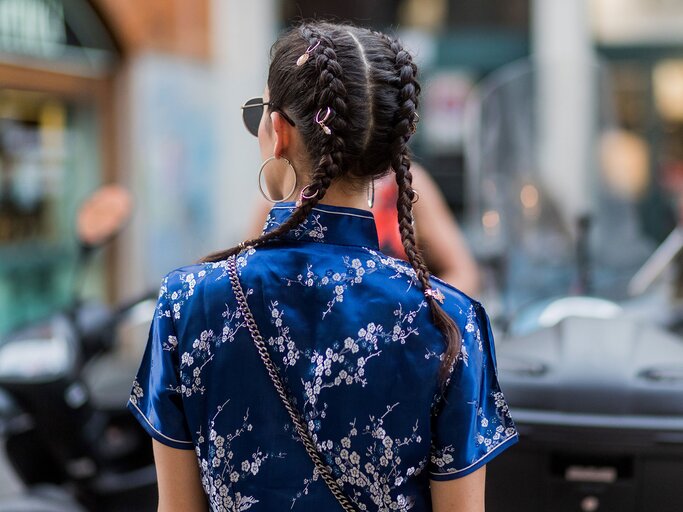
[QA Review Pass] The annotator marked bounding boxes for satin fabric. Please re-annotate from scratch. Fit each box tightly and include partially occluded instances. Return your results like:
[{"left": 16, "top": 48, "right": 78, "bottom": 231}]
[{"left": 128, "top": 202, "right": 517, "bottom": 511}]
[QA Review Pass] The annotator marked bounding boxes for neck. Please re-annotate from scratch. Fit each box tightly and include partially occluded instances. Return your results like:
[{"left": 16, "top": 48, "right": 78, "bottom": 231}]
[{"left": 294, "top": 180, "right": 371, "bottom": 211}]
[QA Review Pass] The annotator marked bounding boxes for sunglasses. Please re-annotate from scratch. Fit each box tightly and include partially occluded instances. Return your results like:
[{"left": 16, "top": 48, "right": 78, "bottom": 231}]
[{"left": 241, "top": 97, "right": 296, "bottom": 137}]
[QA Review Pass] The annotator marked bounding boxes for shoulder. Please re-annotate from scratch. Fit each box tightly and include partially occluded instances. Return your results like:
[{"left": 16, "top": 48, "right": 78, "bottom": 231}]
[
  {"left": 430, "top": 276, "right": 499, "bottom": 380},
  {"left": 161, "top": 262, "right": 220, "bottom": 294},
  {"left": 363, "top": 248, "right": 480, "bottom": 318},
  {"left": 155, "top": 260, "right": 237, "bottom": 322},
  {"left": 431, "top": 274, "right": 480, "bottom": 320},
  {"left": 159, "top": 246, "right": 263, "bottom": 297},
  {"left": 361, "top": 248, "right": 485, "bottom": 333}
]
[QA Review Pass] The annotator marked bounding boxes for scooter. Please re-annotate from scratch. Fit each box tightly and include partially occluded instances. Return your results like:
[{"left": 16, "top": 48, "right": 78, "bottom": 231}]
[{"left": 0, "top": 185, "right": 158, "bottom": 512}]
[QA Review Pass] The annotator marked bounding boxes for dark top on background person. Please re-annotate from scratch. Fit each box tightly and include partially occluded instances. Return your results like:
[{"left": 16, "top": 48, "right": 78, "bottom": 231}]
[{"left": 128, "top": 21, "right": 516, "bottom": 512}]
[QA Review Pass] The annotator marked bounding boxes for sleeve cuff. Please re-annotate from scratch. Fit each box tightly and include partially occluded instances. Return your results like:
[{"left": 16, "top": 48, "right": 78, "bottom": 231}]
[
  {"left": 429, "top": 433, "right": 519, "bottom": 481},
  {"left": 127, "top": 399, "right": 195, "bottom": 450}
]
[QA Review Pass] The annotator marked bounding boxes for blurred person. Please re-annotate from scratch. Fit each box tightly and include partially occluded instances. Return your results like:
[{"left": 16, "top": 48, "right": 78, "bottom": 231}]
[
  {"left": 247, "top": 162, "right": 481, "bottom": 296},
  {"left": 129, "top": 22, "right": 516, "bottom": 512}
]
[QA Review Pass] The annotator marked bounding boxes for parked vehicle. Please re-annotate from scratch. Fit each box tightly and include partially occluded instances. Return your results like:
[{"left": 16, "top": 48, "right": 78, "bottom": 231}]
[
  {"left": 464, "top": 59, "right": 683, "bottom": 511},
  {"left": 0, "top": 185, "right": 158, "bottom": 512}
]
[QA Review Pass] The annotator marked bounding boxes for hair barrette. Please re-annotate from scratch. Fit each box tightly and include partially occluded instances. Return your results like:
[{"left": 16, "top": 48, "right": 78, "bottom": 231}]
[
  {"left": 424, "top": 287, "right": 445, "bottom": 304},
  {"left": 315, "top": 107, "right": 333, "bottom": 135},
  {"left": 296, "top": 40, "right": 321, "bottom": 66},
  {"left": 296, "top": 184, "right": 319, "bottom": 207},
  {"left": 410, "top": 112, "right": 420, "bottom": 134}
]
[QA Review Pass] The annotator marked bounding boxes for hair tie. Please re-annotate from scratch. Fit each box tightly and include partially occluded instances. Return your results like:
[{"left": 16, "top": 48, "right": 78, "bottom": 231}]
[
  {"left": 424, "top": 287, "right": 445, "bottom": 304},
  {"left": 315, "top": 107, "right": 333, "bottom": 135},
  {"left": 296, "top": 40, "right": 321, "bottom": 66}
]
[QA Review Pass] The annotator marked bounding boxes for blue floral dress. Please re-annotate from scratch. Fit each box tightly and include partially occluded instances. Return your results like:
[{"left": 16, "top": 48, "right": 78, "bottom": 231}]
[{"left": 128, "top": 202, "right": 518, "bottom": 511}]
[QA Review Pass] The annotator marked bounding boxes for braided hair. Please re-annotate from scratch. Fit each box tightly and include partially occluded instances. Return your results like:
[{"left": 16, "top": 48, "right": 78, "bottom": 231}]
[
  {"left": 385, "top": 35, "right": 461, "bottom": 384},
  {"left": 202, "top": 22, "right": 461, "bottom": 386}
]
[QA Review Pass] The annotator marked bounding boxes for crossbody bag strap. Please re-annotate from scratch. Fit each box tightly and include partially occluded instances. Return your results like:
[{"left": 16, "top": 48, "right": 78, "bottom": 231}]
[{"left": 227, "top": 255, "right": 358, "bottom": 512}]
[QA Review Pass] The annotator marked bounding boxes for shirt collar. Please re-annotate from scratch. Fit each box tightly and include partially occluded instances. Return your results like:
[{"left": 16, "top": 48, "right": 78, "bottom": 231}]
[{"left": 262, "top": 202, "right": 380, "bottom": 250}]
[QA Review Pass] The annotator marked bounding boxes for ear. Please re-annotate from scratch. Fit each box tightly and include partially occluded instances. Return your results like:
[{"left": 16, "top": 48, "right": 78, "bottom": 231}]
[{"left": 271, "top": 112, "right": 292, "bottom": 159}]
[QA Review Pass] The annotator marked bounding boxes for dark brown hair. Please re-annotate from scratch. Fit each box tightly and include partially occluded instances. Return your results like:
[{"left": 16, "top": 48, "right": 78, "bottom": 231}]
[{"left": 202, "top": 22, "right": 460, "bottom": 385}]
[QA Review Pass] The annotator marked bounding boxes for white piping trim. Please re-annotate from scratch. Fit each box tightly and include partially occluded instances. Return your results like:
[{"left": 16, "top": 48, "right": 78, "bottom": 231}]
[
  {"left": 429, "top": 433, "right": 518, "bottom": 476},
  {"left": 128, "top": 399, "right": 194, "bottom": 445},
  {"left": 270, "top": 205, "right": 374, "bottom": 220}
]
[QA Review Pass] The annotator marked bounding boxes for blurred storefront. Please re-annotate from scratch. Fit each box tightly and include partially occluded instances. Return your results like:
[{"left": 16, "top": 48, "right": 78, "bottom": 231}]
[
  {"left": 0, "top": 0, "right": 212, "bottom": 335},
  {"left": 3, "top": 0, "right": 682, "bottom": 334},
  {"left": 592, "top": 0, "right": 683, "bottom": 244},
  {"left": 0, "top": 0, "right": 118, "bottom": 334}
]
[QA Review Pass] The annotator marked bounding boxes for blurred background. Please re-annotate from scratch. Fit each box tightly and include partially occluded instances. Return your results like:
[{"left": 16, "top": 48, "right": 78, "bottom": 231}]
[
  {"left": 0, "top": 0, "right": 680, "bottom": 329},
  {"left": 0, "top": 0, "right": 682, "bottom": 328},
  {"left": 0, "top": 0, "right": 683, "bottom": 511}
]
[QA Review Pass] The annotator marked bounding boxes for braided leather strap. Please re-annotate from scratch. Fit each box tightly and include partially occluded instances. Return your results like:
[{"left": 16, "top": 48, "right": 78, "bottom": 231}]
[{"left": 227, "top": 255, "right": 358, "bottom": 512}]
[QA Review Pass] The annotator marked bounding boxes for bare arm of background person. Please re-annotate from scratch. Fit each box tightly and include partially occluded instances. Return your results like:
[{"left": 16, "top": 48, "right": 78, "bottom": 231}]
[
  {"left": 412, "top": 164, "right": 481, "bottom": 296},
  {"left": 431, "top": 466, "right": 487, "bottom": 512},
  {"left": 153, "top": 440, "right": 208, "bottom": 512}
]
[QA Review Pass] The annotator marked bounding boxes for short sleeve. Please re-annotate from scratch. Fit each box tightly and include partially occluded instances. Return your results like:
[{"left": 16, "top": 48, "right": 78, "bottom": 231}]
[
  {"left": 429, "top": 301, "right": 518, "bottom": 480},
  {"left": 127, "top": 275, "right": 194, "bottom": 450}
]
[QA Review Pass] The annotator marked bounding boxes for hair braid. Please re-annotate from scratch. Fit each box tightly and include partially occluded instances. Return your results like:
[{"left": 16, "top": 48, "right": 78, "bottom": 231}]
[
  {"left": 202, "top": 25, "right": 350, "bottom": 263},
  {"left": 385, "top": 36, "right": 462, "bottom": 387},
  {"left": 303, "top": 26, "right": 349, "bottom": 197}
]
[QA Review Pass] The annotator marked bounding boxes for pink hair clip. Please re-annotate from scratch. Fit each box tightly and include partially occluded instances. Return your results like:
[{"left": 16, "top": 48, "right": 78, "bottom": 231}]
[
  {"left": 296, "top": 40, "right": 321, "bottom": 66},
  {"left": 424, "top": 287, "right": 445, "bottom": 304},
  {"left": 296, "top": 184, "right": 319, "bottom": 207},
  {"left": 315, "top": 107, "right": 332, "bottom": 135}
]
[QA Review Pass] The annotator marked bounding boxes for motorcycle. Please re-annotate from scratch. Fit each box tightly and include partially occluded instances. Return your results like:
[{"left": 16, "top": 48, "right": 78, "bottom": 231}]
[
  {"left": 463, "top": 59, "right": 683, "bottom": 512},
  {"left": 0, "top": 185, "right": 158, "bottom": 512}
]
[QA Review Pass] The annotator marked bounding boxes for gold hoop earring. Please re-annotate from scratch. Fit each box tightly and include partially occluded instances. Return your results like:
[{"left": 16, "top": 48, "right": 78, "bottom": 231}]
[
  {"left": 258, "top": 156, "right": 297, "bottom": 203},
  {"left": 367, "top": 180, "right": 375, "bottom": 208}
]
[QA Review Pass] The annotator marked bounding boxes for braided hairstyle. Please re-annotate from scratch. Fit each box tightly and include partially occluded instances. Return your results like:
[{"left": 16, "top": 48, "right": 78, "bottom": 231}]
[{"left": 202, "top": 22, "right": 461, "bottom": 386}]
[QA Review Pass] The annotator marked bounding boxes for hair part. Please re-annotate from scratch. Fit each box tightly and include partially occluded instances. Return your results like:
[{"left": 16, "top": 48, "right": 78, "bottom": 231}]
[{"left": 202, "top": 22, "right": 461, "bottom": 388}]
